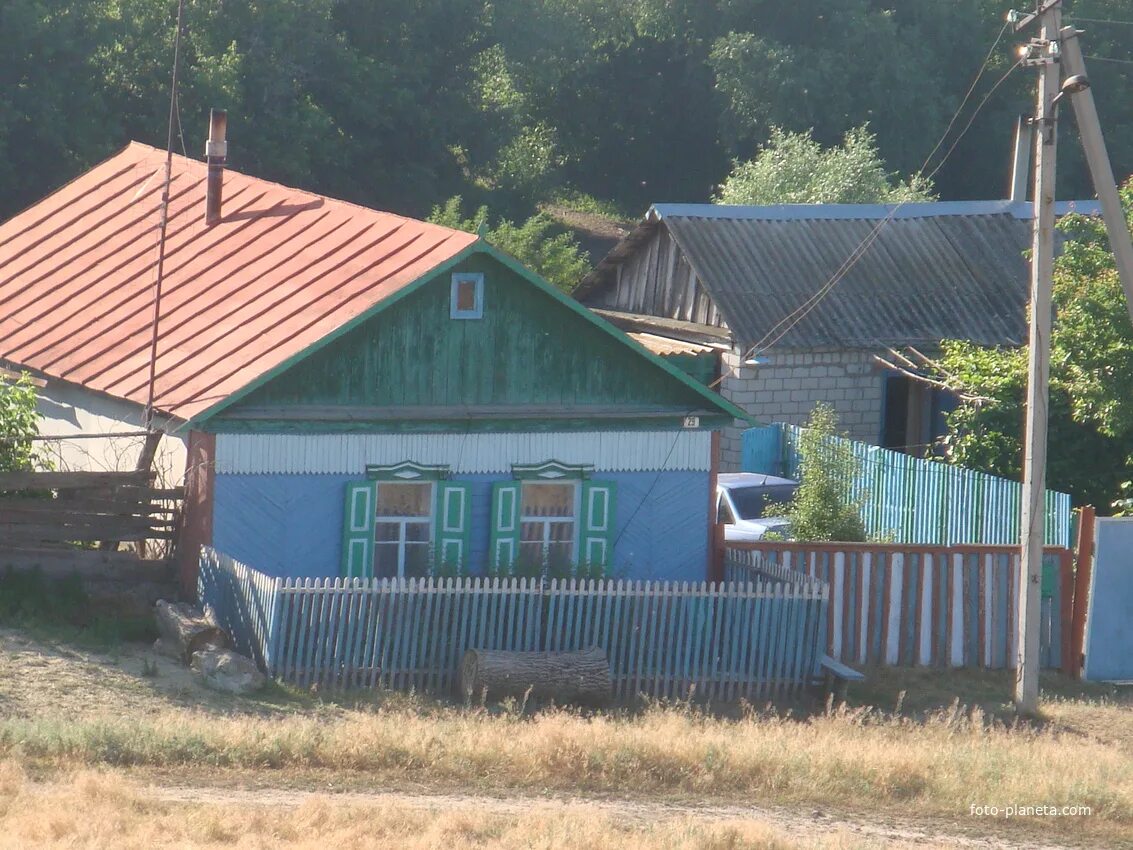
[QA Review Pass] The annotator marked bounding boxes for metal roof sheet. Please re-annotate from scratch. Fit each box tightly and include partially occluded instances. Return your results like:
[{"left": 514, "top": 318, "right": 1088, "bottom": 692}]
[
  {"left": 0, "top": 143, "right": 478, "bottom": 421},
  {"left": 650, "top": 200, "right": 1100, "bottom": 221},
  {"left": 581, "top": 200, "right": 1100, "bottom": 350},
  {"left": 628, "top": 332, "right": 716, "bottom": 357}
]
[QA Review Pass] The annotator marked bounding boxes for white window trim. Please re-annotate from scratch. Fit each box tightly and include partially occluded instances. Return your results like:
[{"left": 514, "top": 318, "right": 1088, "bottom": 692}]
[
  {"left": 450, "top": 272, "right": 484, "bottom": 319},
  {"left": 519, "top": 480, "right": 581, "bottom": 567},
  {"left": 374, "top": 481, "right": 435, "bottom": 578}
]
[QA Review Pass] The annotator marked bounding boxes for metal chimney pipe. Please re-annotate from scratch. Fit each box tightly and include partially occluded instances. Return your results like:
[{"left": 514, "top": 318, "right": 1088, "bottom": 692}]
[{"left": 205, "top": 108, "right": 227, "bottom": 225}]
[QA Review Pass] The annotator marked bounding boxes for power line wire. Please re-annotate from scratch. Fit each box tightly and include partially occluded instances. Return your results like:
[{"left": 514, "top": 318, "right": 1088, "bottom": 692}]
[
  {"left": 924, "top": 60, "right": 1025, "bottom": 183},
  {"left": 1084, "top": 53, "right": 1133, "bottom": 66},
  {"left": 920, "top": 21, "right": 1009, "bottom": 177},
  {"left": 143, "top": 0, "right": 187, "bottom": 432},
  {"left": 740, "top": 58, "right": 1023, "bottom": 363},
  {"left": 1066, "top": 16, "right": 1133, "bottom": 25}
]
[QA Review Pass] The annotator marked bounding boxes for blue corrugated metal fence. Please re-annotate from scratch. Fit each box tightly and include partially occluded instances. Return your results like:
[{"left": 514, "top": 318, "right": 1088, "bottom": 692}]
[
  {"left": 199, "top": 547, "right": 829, "bottom": 701},
  {"left": 742, "top": 424, "right": 1072, "bottom": 547}
]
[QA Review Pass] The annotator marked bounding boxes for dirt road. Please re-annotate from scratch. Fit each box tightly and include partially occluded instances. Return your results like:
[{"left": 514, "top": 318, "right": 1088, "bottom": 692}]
[{"left": 142, "top": 780, "right": 1085, "bottom": 850}]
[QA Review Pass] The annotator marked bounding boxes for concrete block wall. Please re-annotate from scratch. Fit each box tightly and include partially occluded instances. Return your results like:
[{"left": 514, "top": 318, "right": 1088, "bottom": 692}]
[{"left": 718, "top": 348, "right": 884, "bottom": 471}]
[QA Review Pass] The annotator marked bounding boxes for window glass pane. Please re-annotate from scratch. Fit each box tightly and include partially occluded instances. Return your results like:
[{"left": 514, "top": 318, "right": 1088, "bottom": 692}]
[
  {"left": 377, "top": 482, "right": 432, "bottom": 517},
  {"left": 404, "top": 521, "right": 431, "bottom": 542},
  {"left": 518, "top": 541, "right": 543, "bottom": 569},
  {"left": 547, "top": 541, "right": 573, "bottom": 570},
  {"left": 456, "top": 279, "right": 478, "bottom": 311},
  {"left": 404, "top": 543, "right": 431, "bottom": 578},
  {"left": 374, "top": 542, "right": 400, "bottom": 578},
  {"left": 521, "top": 521, "right": 543, "bottom": 542},
  {"left": 548, "top": 521, "right": 573, "bottom": 542},
  {"left": 522, "top": 482, "right": 574, "bottom": 518},
  {"left": 375, "top": 522, "right": 401, "bottom": 542}
]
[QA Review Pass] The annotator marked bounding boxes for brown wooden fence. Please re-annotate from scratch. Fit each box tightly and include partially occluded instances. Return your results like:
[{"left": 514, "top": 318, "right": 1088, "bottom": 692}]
[
  {"left": 727, "top": 541, "right": 1075, "bottom": 672},
  {"left": 0, "top": 470, "right": 182, "bottom": 550}
]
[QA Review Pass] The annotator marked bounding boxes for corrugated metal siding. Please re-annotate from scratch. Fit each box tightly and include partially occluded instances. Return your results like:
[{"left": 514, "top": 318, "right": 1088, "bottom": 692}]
[
  {"left": 577, "top": 202, "right": 1091, "bottom": 351},
  {"left": 215, "top": 430, "right": 712, "bottom": 475},
  {"left": 664, "top": 213, "right": 1033, "bottom": 349},
  {"left": 0, "top": 142, "right": 476, "bottom": 421},
  {"left": 742, "top": 424, "right": 1072, "bottom": 547}
]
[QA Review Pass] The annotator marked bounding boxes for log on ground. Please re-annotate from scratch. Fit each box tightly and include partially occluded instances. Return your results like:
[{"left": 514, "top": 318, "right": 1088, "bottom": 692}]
[
  {"left": 154, "top": 599, "right": 230, "bottom": 664},
  {"left": 460, "top": 647, "right": 611, "bottom": 706}
]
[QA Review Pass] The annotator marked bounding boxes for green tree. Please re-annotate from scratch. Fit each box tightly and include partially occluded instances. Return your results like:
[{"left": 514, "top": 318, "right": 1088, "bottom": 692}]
[
  {"left": 715, "top": 126, "right": 935, "bottom": 205},
  {"left": 781, "top": 403, "right": 867, "bottom": 542},
  {"left": 0, "top": 374, "right": 41, "bottom": 472},
  {"left": 429, "top": 196, "right": 590, "bottom": 292},
  {"left": 932, "top": 182, "right": 1133, "bottom": 511}
]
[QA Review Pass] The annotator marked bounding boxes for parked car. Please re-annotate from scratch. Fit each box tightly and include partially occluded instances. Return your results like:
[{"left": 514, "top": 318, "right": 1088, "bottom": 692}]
[{"left": 716, "top": 473, "right": 799, "bottom": 542}]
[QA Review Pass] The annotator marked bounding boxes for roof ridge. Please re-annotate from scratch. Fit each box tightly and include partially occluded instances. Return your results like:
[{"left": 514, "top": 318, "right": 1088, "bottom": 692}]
[
  {"left": 648, "top": 199, "right": 1101, "bottom": 222},
  {"left": 126, "top": 140, "right": 467, "bottom": 237}
]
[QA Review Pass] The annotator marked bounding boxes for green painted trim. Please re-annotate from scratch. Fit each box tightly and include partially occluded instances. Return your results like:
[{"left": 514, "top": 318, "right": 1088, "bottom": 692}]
[
  {"left": 185, "top": 242, "right": 485, "bottom": 428},
  {"left": 204, "top": 414, "right": 734, "bottom": 435},
  {"left": 511, "top": 460, "right": 594, "bottom": 480},
  {"left": 188, "top": 241, "right": 752, "bottom": 428},
  {"left": 471, "top": 242, "right": 753, "bottom": 424},
  {"left": 365, "top": 461, "right": 451, "bottom": 481}
]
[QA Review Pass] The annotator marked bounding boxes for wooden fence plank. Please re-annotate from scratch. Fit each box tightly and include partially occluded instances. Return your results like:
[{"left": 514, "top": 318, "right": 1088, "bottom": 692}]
[
  {"left": 199, "top": 550, "right": 831, "bottom": 702},
  {"left": 0, "top": 470, "right": 151, "bottom": 490}
]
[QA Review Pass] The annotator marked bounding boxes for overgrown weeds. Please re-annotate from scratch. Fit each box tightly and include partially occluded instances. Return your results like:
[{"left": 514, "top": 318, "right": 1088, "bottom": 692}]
[{"left": 0, "top": 567, "right": 155, "bottom": 648}]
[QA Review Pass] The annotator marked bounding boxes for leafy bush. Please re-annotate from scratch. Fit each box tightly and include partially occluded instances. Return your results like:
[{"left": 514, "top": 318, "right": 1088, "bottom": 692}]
[
  {"left": 0, "top": 372, "right": 41, "bottom": 472},
  {"left": 782, "top": 404, "right": 867, "bottom": 542},
  {"left": 930, "top": 182, "right": 1133, "bottom": 510},
  {"left": 429, "top": 196, "right": 591, "bottom": 292},
  {"left": 715, "top": 125, "right": 935, "bottom": 206}
]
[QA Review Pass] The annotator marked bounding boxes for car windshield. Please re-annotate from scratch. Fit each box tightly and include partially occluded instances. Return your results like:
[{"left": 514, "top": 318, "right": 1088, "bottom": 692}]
[{"left": 729, "top": 484, "right": 797, "bottom": 520}]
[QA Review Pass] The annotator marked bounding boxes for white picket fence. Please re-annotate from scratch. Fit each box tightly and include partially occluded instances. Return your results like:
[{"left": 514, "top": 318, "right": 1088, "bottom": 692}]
[{"left": 199, "top": 547, "right": 830, "bottom": 701}]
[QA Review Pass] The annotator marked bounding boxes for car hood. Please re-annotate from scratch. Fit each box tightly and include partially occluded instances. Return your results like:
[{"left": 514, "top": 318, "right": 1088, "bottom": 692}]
[{"left": 725, "top": 516, "right": 793, "bottom": 541}]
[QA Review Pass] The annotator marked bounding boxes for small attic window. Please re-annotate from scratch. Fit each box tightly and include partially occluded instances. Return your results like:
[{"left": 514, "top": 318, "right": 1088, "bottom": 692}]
[{"left": 450, "top": 272, "right": 484, "bottom": 319}]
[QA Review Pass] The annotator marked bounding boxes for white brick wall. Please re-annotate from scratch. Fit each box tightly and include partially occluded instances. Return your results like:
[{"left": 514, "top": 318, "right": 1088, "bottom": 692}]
[{"left": 718, "top": 348, "right": 884, "bottom": 471}]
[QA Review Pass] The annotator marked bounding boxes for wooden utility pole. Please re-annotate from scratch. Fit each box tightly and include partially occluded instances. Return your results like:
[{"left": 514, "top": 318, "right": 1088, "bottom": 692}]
[
  {"left": 1059, "top": 27, "right": 1133, "bottom": 315},
  {"left": 1015, "top": 0, "right": 1061, "bottom": 715}
]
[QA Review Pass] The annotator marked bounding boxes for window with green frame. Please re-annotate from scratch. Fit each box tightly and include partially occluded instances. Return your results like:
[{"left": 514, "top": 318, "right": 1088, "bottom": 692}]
[
  {"left": 488, "top": 461, "right": 617, "bottom": 576},
  {"left": 341, "top": 462, "right": 471, "bottom": 579}
]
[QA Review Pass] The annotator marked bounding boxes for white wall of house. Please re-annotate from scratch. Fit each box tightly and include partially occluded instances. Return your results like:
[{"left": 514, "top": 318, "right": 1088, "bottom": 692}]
[
  {"left": 34, "top": 380, "right": 188, "bottom": 486},
  {"left": 718, "top": 348, "right": 884, "bottom": 471}
]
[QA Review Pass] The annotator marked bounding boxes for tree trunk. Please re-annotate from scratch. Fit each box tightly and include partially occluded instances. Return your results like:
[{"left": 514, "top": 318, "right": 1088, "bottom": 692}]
[
  {"left": 460, "top": 647, "right": 611, "bottom": 706},
  {"left": 154, "top": 599, "right": 230, "bottom": 664}
]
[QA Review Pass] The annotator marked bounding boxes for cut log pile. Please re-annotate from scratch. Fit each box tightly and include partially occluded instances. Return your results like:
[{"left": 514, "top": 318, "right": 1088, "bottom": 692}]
[
  {"left": 153, "top": 600, "right": 231, "bottom": 663},
  {"left": 152, "top": 599, "right": 266, "bottom": 695},
  {"left": 460, "top": 647, "right": 611, "bottom": 706}
]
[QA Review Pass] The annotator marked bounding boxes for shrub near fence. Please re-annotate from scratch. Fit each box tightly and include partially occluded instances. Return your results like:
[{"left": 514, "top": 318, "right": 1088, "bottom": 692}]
[
  {"left": 731, "top": 542, "right": 1074, "bottom": 671},
  {"left": 742, "top": 424, "right": 1072, "bottom": 547},
  {"left": 198, "top": 548, "right": 830, "bottom": 702}
]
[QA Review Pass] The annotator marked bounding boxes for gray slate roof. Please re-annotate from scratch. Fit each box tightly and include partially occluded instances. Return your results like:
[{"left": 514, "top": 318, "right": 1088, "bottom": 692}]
[{"left": 579, "top": 200, "right": 1100, "bottom": 350}]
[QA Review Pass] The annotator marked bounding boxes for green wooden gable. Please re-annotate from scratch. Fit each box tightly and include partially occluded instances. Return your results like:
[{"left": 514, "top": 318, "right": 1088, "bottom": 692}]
[{"left": 193, "top": 244, "right": 746, "bottom": 433}]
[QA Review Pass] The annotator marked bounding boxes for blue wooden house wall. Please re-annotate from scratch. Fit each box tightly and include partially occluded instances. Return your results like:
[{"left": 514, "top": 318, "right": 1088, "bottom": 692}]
[
  {"left": 193, "top": 247, "right": 740, "bottom": 583},
  {"left": 211, "top": 469, "right": 709, "bottom": 581}
]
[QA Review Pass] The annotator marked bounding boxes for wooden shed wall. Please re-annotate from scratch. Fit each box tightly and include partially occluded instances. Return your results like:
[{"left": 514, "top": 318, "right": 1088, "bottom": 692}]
[{"left": 588, "top": 227, "right": 723, "bottom": 328}]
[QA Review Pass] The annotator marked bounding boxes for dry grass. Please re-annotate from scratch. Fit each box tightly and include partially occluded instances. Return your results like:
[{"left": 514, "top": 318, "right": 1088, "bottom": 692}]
[
  {"left": 0, "top": 761, "right": 905, "bottom": 850},
  {"left": 1, "top": 698, "right": 1129, "bottom": 841},
  {"left": 2, "top": 630, "right": 1130, "bottom": 846}
]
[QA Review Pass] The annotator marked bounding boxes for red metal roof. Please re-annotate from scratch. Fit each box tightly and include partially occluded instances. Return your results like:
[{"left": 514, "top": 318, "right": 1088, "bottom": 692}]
[{"left": 0, "top": 142, "right": 478, "bottom": 421}]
